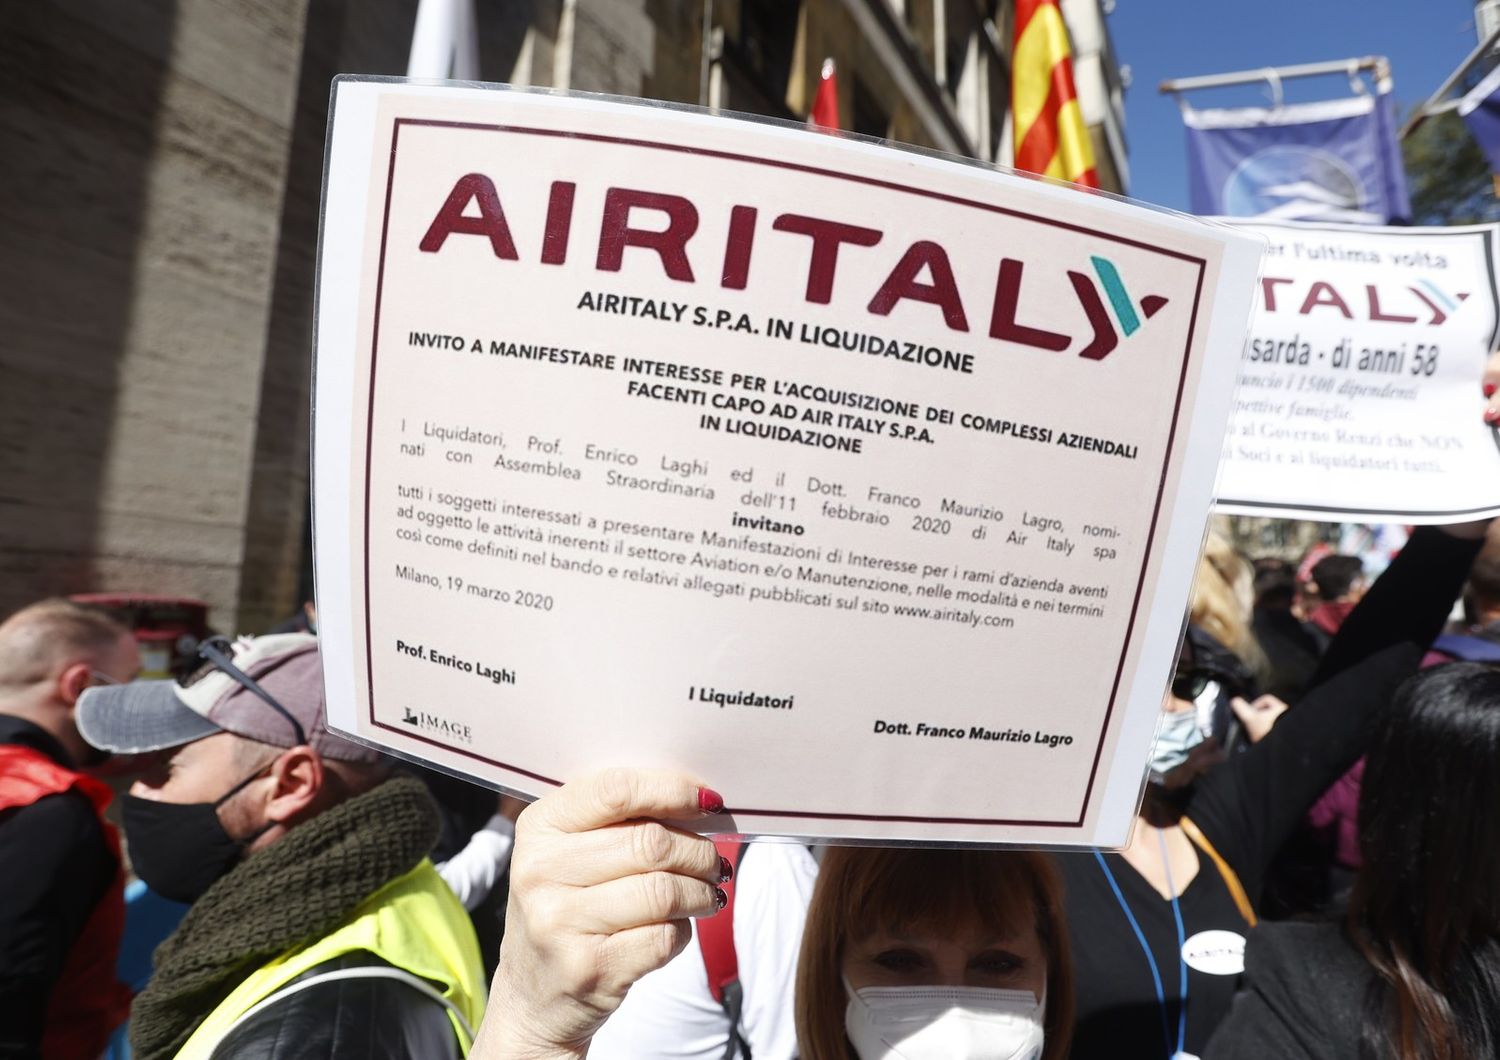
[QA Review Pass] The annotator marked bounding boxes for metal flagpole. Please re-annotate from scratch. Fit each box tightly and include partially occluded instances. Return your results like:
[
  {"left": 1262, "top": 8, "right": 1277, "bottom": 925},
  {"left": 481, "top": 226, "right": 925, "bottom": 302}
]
[
  {"left": 1158, "top": 56, "right": 1390, "bottom": 105},
  {"left": 1398, "top": 24, "right": 1500, "bottom": 139}
]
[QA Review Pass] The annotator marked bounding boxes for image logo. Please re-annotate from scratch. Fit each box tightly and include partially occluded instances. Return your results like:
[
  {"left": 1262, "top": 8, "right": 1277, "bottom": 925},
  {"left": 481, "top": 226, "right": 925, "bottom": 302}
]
[
  {"left": 1223, "top": 145, "right": 1377, "bottom": 224},
  {"left": 1066, "top": 256, "right": 1170, "bottom": 361},
  {"left": 398, "top": 706, "right": 473, "bottom": 744}
]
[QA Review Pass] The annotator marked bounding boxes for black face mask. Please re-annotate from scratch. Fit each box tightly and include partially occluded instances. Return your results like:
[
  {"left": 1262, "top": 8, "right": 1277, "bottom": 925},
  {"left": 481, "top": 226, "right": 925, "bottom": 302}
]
[{"left": 122, "top": 768, "right": 274, "bottom": 904}]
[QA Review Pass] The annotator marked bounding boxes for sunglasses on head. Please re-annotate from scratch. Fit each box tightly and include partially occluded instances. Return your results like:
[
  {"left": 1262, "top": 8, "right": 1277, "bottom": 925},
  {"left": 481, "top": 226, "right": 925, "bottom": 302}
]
[
  {"left": 1171, "top": 668, "right": 1214, "bottom": 703},
  {"left": 178, "top": 636, "right": 308, "bottom": 747}
]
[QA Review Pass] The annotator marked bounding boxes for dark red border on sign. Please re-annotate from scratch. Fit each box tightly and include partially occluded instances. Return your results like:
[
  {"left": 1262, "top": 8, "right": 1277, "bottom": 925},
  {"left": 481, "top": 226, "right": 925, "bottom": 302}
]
[{"left": 362, "top": 116, "right": 1210, "bottom": 828}]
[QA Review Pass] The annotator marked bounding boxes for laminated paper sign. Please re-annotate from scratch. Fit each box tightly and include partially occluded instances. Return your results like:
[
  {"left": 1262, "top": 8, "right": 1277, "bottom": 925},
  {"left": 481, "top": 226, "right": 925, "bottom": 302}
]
[
  {"left": 1214, "top": 220, "right": 1500, "bottom": 523},
  {"left": 313, "top": 78, "right": 1262, "bottom": 845}
]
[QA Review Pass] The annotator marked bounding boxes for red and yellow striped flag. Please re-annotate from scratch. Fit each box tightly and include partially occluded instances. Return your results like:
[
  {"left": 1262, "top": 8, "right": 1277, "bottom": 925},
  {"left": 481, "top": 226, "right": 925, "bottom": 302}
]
[{"left": 1012, "top": 0, "right": 1099, "bottom": 188}]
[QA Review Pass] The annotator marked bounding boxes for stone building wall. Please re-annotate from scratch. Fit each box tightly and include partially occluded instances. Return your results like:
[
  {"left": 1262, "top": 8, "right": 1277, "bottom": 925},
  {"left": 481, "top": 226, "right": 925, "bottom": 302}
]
[
  {"left": 0, "top": 0, "right": 310, "bottom": 631},
  {"left": 0, "top": 0, "right": 529, "bottom": 632}
]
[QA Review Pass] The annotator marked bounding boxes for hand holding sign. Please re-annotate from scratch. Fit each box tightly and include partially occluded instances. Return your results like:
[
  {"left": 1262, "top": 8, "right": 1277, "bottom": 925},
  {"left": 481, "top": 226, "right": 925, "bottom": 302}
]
[{"left": 475, "top": 770, "right": 726, "bottom": 1059}]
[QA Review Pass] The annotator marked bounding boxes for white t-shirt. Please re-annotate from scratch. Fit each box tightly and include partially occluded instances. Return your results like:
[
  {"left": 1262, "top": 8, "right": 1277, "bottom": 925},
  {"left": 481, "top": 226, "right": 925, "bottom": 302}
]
[
  {"left": 434, "top": 813, "right": 514, "bottom": 910},
  {"left": 587, "top": 841, "right": 819, "bottom": 1059}
]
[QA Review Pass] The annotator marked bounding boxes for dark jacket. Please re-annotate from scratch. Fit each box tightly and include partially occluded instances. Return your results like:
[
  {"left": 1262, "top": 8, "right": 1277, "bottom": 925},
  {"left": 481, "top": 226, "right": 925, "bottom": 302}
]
[
  {"left": 1205, "top": 920, "right": 1370, "bottom": 1060},
  {"left": 0, "top": 715, "right": 121, "bottom": 1059},
  {"left": 210, "top": 951, "right": 462, "bottom": 1060},
  {"left": 1062, "top": 527, "right": 1482, "bottom": 1059},
  {"left": 1251, "top": 605, "right": 1322, "bottom": 703},
  {"left": 126, "top": 774, "right": 481, "bottom": 1060}
]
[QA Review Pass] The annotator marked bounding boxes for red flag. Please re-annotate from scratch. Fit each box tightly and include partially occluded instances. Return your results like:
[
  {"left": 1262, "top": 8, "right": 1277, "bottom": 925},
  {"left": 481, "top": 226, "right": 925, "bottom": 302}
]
[
  {"left": 1012, "top": 0, "right": 1098, "bottom": 187},
  {"left": 810, "top": 58, "right": 839, "bottom": 131}
]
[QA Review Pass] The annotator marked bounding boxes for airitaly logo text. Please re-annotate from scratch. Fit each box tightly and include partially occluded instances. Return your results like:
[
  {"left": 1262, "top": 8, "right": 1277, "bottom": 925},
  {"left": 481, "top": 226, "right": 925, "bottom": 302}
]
[{"left": 416, "top": 173, "right": 1174, "bottom": 362}]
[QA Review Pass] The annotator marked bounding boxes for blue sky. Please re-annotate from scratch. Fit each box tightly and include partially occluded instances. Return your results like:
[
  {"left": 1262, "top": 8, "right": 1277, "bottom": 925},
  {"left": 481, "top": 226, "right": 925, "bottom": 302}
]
[{"left": 1108, "top": 0, "right": 1485, "bottom": 210}]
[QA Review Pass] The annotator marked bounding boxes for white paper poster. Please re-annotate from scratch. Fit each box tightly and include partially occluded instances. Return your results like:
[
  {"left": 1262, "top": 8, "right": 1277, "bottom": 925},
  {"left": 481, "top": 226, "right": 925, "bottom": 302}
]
[
  {"left": 1214, "top": 220, "right": 1500, "bottom": 522},
  {"left": 313, "top": 78, "right": 1263, "bottom": 845}
]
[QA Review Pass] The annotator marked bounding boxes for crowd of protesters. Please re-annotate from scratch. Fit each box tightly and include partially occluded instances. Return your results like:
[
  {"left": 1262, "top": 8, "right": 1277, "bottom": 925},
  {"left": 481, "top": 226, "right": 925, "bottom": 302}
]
[{"left": 6, "top": 424, "right": 1500, "bottom": 1058}]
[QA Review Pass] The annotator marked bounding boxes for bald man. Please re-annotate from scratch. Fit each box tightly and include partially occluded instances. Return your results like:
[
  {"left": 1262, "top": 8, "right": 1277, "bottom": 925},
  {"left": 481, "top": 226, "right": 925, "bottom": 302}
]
[{"left": 0, "top": 599, "right": 140, "bottom": 1059}]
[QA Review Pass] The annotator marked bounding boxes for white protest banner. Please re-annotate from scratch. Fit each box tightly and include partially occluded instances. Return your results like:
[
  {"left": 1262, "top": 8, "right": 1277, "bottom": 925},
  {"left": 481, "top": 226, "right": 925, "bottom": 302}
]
[
  {"left": 313, "top": 78, "right": 1262, "bottom": 845},
  {"left": 1214, "top": 220, "right": 1500, "bottom": 523}
]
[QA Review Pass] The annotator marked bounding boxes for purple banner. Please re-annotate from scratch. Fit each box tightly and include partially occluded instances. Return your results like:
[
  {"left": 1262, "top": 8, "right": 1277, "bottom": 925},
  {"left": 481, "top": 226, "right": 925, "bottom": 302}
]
[{"left": 1184, "top": 92, "right": 1411, "bottom": 224}]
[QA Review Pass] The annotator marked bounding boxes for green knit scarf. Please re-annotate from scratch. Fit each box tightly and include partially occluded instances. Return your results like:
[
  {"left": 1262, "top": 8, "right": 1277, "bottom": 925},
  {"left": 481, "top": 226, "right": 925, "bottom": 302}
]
[{"left": 129, "top": 773, "right": 439, "bottom": 1060}]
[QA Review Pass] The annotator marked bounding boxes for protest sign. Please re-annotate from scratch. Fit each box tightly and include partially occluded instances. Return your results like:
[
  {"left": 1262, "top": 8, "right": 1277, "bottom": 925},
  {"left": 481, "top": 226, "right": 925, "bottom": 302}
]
[
  {"left": 1213, "top": 220, "right": 1500, "bottom": 523},
  {"left": 313, "top": 78, "right": 1262, "bottom": 845}
]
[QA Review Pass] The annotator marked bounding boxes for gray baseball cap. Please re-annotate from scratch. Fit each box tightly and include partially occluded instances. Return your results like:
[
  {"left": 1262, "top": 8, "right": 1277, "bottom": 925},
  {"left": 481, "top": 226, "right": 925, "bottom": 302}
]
[{"left": 77, "top": 633, "right": 379, "bottom": 763}]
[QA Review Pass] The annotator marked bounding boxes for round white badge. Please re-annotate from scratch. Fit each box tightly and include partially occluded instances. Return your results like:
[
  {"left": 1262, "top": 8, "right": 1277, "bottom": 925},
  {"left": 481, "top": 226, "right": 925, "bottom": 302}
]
[{"left": 1180, "top": 929, "right": 1246, "bottom": 976}]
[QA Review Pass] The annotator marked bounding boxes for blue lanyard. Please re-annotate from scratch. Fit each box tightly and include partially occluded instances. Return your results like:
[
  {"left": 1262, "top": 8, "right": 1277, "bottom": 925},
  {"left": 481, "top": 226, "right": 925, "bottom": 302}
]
[{"left": 1093, "top": 833, "right": 1189, "bottom": 1060}]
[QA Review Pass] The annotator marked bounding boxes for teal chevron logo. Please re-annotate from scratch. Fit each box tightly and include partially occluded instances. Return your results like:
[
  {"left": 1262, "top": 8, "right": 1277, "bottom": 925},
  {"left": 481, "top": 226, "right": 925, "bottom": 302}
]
[
  {"left": 1061, "top": 256, "right": 1170, "bottom": 360},
  {"left": 1411, "top": 278, "right": 1469, "bottom": 325}
]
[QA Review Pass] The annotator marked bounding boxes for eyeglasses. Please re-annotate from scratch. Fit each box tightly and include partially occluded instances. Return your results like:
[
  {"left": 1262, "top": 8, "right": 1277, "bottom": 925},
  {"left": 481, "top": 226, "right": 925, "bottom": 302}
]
[
  {"left": 88, "top": 670, "right": 120, "bottom": 686},
  {"left": 1170, "top": 669, "right": 1214, "bottom": 702},
  {"left": 179, "top": 636, "right": 308, "bottom": 747}
]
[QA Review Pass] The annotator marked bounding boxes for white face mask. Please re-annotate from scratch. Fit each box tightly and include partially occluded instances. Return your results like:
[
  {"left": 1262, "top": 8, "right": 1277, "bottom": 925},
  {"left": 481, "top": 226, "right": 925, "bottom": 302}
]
[
  {"left": 844, "top": 983, "right": 1046, "bottom": 1060},
  {"left": 1149, "top": 705, "right": 1205, "bottom": 776}
]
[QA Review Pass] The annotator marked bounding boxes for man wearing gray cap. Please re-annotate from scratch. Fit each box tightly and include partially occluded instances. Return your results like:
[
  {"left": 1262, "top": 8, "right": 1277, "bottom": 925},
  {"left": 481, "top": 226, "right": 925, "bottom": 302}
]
[{"left": 78, "top": 633, "right": 486, "bottom": 1060}]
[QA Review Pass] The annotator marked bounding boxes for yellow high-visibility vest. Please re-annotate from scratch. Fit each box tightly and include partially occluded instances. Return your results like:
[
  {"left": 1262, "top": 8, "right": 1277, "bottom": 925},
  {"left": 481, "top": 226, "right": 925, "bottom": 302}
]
[{"left": 174, "top": 859, "right": 486, "bottom": 1059}]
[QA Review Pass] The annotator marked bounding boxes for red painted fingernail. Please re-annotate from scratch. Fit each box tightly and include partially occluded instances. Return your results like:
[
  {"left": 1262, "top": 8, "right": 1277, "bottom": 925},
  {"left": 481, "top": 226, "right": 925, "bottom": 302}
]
[
  {"left": 1486, "top": 407, "right": 1500, "bottom": 425},
  {"left": 698, "top": 787, "right": 724, "bottom": 814},
  {"left": 718, "top": 855, "right": 734, "bottom": 882},
  {"left": 1486, "top": 383, "right": 1497, "bottom": 398},
  {"left": 713, "top": 886, "right": 729, "bottom": 911}
]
